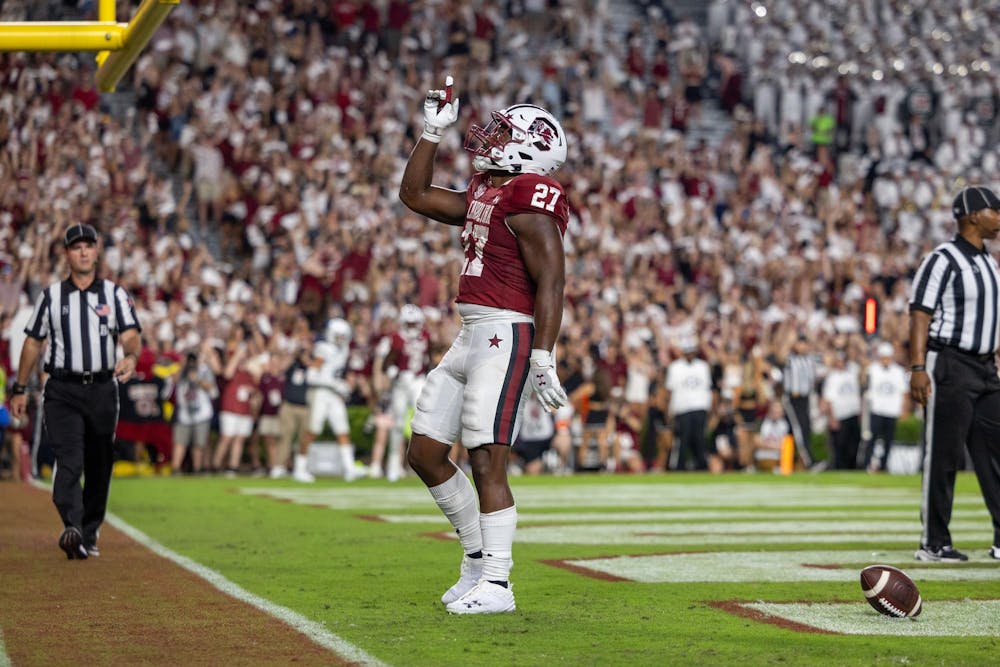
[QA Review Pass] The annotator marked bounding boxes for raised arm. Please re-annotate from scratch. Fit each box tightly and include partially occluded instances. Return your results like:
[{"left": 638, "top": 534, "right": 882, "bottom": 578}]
[
  {"left": 398, "top": 140, "right": 468, "bottom": 225},
  {"left": 398, "top": 77, "right": 467, "bottom": 226}
]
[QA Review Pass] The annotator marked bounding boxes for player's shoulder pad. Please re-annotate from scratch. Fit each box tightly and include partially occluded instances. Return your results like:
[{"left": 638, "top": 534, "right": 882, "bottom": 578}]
[
  {"left": 505, "top": 173, "right": 568, "bottom": 223},
  {"left": 507, "top": 173, "right": 565, "bottom": 197}
]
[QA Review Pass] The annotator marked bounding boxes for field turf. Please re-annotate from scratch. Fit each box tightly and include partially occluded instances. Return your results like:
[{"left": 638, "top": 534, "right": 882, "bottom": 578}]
[{"left": 104, "top": 471, "right": 1000, "bottom": 666}]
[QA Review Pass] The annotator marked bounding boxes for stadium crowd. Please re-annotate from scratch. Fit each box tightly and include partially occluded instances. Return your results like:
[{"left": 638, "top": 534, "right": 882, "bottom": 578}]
[{"left": 2, "top": 0, "right": 1000, "bottom": 481}]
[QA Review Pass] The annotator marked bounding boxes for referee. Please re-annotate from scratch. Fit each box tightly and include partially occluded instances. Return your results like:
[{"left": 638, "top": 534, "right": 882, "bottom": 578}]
[
  {"left": 781, "top": 333, "right": 817, "bottom": 468},
  {"left": 909, "top": 186, "right": 1000, "bottom": 563},
  {"left": 9, "top": 223, "right": 142, "bottom": 560}
]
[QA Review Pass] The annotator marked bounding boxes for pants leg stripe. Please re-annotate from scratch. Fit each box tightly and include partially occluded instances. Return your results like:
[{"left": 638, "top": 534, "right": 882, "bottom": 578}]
[
  {"left": 493, "top": 322, "right": 533, "bottom": 445},
  {"left": 920, "top": 350, "right": 939, "bottom": 547}
]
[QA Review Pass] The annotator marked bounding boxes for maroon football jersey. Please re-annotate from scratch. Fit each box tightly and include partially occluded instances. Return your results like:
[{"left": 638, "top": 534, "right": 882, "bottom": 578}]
[
  {"left": 389, "top": 329, "right": 432, "bottom": 375},
  {"left": 456, "top": 172, "right": 569, "bottom": 315}
]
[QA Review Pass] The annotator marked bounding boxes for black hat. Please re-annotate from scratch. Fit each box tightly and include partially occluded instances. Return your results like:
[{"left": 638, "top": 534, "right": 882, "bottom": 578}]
[
  {"left": 952, "top": 186, "right": 1000, "bottom": 220},
  {"left": 64, "top": 223, "right": 98, "bottom": 247}
]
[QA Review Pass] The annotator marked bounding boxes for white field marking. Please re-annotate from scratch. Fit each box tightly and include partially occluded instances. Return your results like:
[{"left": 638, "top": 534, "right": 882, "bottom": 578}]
[
  {"left": 503, "top": 525, "right": 993, "bottom": 546},
  {"left": 27, "top": 478, "right": 389, "bottom": 665},
  {"left": 239, "top": 483, "right": 987, "bottom": 510},
  {"left": 103, "top": 513, "right": 391, "bottom": 667},
  {"left": 514, "top": 519, "right": 992, "bottom": 535},
  {"left": 0, "top": 628, "right": 11, "bottom": 667},
  {"left": 372, "top": 508, "right": 990, "bottom": 524},
  {"left": 562, "top": 549, "right": 1000, "bottom": 583},
  {"left": 743, "top": 600, "right": 1000, "bottom": 636},
  {"left": 375, "top": 517, "right": 989, "bottom": 536}
]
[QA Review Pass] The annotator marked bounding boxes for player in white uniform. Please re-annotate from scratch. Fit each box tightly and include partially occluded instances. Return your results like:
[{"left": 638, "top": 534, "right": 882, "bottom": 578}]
[
  {"left": 296, "top": 318, "right": 357, "bottom": 482},
  {"left": 399, "top": 80, "right": 570, "bottom": 614},
  {"left": 370, "top": 305, "right": 432, "bottom": 481}
]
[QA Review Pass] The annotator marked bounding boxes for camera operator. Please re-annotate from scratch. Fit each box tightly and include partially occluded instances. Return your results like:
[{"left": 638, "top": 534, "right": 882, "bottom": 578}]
[
  {"left": 274, "top": 339, "right": 313, "bottom": 479},
  {"left": 171, "top": 349, "right": 218, "bottom": 475}
]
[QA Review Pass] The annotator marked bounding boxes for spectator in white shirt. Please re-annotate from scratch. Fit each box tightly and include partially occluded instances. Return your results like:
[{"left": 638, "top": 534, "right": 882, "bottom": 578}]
[
  {"left": 664, "top": 337, "right": 713, "bottom": 470},
  {"left": 864, "top": 341, "right": 909, "bottom": 473},
  {"left": 821, "top": 350, "right": 863, "bottom": 469},
  {"left": 756, "top": 401, "right": 790, "bottom": 472}
]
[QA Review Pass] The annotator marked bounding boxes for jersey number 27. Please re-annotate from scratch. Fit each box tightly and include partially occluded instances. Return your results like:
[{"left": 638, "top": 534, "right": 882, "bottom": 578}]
[{"left": 531, "top": 183, "right": 561, "bottom": 212}]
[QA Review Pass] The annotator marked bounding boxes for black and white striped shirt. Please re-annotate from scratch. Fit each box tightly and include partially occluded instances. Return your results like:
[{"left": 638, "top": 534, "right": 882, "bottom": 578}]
[
  {"left": 910, "top": 235, "right": 1000, "bottom": 356},
  {"left": 24, "top": 278, "right": 141, "bottom": 374},
  {"left": 783, "top": 353, "right": 817, "bottom": 397}
]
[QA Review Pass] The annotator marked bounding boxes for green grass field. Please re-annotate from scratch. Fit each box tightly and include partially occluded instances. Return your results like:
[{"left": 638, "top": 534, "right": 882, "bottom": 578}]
[{"left": 107, "top": 472, "right": 1000, "bottom": 666}]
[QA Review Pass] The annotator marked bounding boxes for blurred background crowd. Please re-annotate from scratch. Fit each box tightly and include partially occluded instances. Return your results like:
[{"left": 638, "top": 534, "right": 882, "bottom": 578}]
[{"left": 2, "top": 0, "right": 999, "bottom": 481}]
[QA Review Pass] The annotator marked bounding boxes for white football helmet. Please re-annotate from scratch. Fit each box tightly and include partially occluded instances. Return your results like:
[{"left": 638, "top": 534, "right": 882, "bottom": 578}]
[
  {"left": 465, "top": 104, "right": 567, "bottom": 176},
  {"left": 399, "top": 304, "right": 424, "bottom": 326},
  {"left": 324, "top": 318, "right": 352, "bottom": 346}
]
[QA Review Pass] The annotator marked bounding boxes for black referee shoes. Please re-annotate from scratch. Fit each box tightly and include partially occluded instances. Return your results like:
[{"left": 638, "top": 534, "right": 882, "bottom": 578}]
[{"left": 58, "top": 526, "right": 89, "bottom": 560}]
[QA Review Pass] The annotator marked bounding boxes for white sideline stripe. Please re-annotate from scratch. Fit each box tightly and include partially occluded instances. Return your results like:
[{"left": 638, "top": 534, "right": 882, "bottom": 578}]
[
  {"left": 27, "top": 479, "right": 387, "bottom": 665},
  {"left": 27, "top": 479, "right": 387, "bottom": 664},
  {"left": 0, "top": 628, "right": 11, "bottom": 667},
  {"left": 103, "top": 515, "right": 389, "bottom": 666}
]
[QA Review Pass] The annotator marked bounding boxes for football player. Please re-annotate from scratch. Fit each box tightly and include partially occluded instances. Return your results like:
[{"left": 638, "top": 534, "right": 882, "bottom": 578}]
[
  {"left": 297, "top": 318, "right": 358, "bottom": 482},
  {"left": 370, "top": 304, "right": 432, "bottom": 481},
  {"left": 399, "top": 77, "right": 570, "bottom": 614}
]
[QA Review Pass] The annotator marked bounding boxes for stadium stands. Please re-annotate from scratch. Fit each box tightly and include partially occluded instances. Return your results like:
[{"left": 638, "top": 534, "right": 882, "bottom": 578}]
[{"left": 2, "top": 0, "right": 999, "bottom": 477}]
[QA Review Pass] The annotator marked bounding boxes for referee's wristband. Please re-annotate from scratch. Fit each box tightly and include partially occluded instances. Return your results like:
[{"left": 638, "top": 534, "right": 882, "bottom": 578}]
[
  {"left": 910, "top": 364, "right": 926, "bottom": 372},
  {"left": 10, "top": 382, "right": 27, "bottom": 396}
]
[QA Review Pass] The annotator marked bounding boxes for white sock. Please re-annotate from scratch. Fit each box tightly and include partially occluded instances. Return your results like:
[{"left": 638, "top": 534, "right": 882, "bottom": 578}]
[
  {"left": 339, "top": 443, "right": 355, "bottom": 478},
  {"left": 428, "top": 462, "right": 482, "bottom": 555},
  {"left": 481, "top": 505, "right": 517, "bottom": 583},
  {"left": 294, "top": 454, "right": 308, "bottom": 474}
]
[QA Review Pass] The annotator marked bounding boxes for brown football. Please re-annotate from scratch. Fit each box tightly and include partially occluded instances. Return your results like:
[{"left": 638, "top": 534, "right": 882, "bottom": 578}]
[{"left": 860, "top": 564, "right": 922, "bottom": 618}]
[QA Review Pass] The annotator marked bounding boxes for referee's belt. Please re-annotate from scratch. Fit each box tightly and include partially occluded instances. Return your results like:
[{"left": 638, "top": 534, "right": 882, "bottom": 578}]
[
  {"left": 48, "top": 368, "right": 114, "bottom": 384},
  {"left": 927, "top": 340, "right": 995, "bottom": 364}
]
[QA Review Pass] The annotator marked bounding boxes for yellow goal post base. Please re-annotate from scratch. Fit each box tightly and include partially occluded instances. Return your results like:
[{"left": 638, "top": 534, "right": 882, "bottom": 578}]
[{"left": 0, "top": 0, "right": 179, "bottom": 93}]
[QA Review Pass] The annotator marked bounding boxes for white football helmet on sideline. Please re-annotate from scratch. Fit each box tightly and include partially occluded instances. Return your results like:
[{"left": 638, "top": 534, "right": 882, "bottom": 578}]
[
  {"left": 399, "top": 304, "right": 425, "bottom": 328},
  {"left": 324, "top": 318, "right": 352, "bottom": 347},
  {"left": 465, "top": 104, "right": 567, "bottom": 176}
]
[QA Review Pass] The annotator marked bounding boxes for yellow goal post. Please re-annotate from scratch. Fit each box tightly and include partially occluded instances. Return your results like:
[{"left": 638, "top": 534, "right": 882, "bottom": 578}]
[{"left": 0, "top": 0, "right": 179, "bottom": 93}]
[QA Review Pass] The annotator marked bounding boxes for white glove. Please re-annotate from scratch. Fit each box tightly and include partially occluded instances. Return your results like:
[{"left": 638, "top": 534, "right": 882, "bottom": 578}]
[
  {"left": 529, "top": 349, "right": 568, "bottom": 413},
  {"left": 422, "top": 75, "right": 459, "bottom": 143}
]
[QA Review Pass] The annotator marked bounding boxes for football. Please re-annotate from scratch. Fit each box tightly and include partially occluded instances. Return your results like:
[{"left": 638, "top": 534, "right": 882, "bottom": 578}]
[{"left": 860, "top": 564, "right": 922, "bottom": 618}]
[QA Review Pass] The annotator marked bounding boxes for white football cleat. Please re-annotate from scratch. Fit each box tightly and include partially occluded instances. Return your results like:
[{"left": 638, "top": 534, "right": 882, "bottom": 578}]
[
  {"left": 293, "top": 455, "right": 315, "bottom": 483},
  {"left": 269, "top": 466, "right": 287, "bottom": 480},
  {"left": 293, "top": 469, "right": 315, "bottom": 483},
  {"left": 441, "top": 555, "right": 484, "bottom": 605},
  {"left": 445, "top": 580, "right": 515, "bottom": 615}
]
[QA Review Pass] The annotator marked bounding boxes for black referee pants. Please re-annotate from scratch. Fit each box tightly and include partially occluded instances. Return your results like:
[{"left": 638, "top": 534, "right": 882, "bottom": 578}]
[
  {"left": 782, "top": 394, "right": 814, "bottom": 466},
  {"left": 830, "top": 415, "right": 861, "bottom": 470},
  {"left": 865, "top": 414, "right": 898, "bottom": 471},
  {"left": 670, "top": 409, "right": 708, "bottom": 471},
  {"left": 923, "top": 348, "right": 1000, "bottom": 549},
  {"left": 43, "top": 378, "right": 118, "bottom": 545}
]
